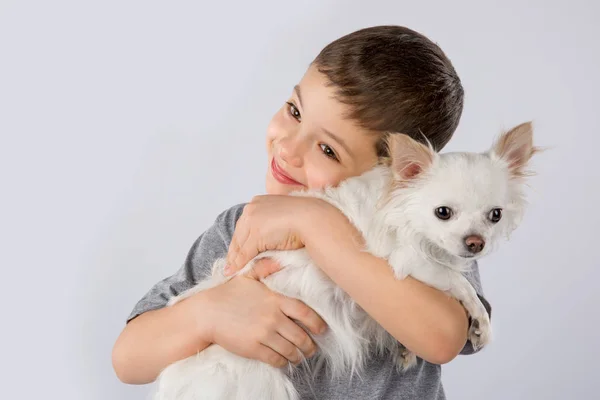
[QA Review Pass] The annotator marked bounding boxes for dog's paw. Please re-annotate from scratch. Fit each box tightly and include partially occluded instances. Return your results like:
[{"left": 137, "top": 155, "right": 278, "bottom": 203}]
[
  {"left": 468, "top": 314, "right": 491, "bottom": 350},
  {"left": 395, "top": 347, "right": 417, "bottom": 371}
]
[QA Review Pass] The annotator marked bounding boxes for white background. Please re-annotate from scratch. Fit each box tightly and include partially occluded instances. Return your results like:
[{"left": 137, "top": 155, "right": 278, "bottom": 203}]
[{"left": 1, "top": 1, "right": 598, "bottom": 399}]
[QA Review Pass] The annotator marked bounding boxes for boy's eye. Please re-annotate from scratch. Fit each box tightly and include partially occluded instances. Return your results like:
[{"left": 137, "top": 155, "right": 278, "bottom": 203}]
[
  {"left": 320, "top": 144, "right": 339, "bottom": 161},
  {"left": 286, "top": 102, "right": 301, "bottom": 121}
]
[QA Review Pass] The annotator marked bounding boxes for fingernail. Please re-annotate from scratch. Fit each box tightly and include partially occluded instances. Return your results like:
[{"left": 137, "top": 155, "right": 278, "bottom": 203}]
[
  {"left": 224, "top": 265, "right": 232, "bottom": 275},
  {"left": 319, "top": 326, "right": 327, "bottom": 334}
]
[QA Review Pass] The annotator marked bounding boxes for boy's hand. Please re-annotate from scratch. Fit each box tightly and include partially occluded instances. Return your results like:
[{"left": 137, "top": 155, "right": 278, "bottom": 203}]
[
  {"left": 224, "top": 195, "right": 332, "bottom": 275},
  {"left": 244, "top": 257, "right": 284, "bottom": 280},
  {"left": 199, "top": 258, "right": 326, "bottom": 368}
]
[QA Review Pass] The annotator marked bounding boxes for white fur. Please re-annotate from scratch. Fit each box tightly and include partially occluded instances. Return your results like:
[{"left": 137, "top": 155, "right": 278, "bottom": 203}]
[{"left": 153, "top": 125, "right": 534, "bottom": 400}]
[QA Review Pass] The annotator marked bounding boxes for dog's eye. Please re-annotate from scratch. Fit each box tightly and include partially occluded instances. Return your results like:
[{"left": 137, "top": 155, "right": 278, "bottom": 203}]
[
  {"left": 488, "top": 208, "right": 502, "bottom": 223},
  {"left": 435, "top": 206, "right": 453, "bottom": 220}
]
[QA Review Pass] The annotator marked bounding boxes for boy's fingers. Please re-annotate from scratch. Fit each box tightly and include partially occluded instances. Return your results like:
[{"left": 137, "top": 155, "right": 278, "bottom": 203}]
[
  {"left": 226, "top": 214, "right": 250, "bottom": 267},
  {"left": 225, "top": 235, "right": 240, "bottom": 268},
  {"left": 232, "top": 249, "right": 250, "bottom": 273},
  {"left": 257, "top": 344, "right": 288, "bottom": 368},
  {"left": 225, "top": 235, "right": 249, "bottom": 274},
  {"left": 250, "top": 258, "right": 282, "bottom": 279},
  {"left": 244, "top": 258, "right": 281, "bottom": 280},
  {"left": 231, "top": 233, "right": 262, "bottom": 273},
  {"left": 276, "top": 315, "right": 316, "bottom": 357},
  {"left": 262, "top": 333, "right": 302, "bottom": 364},
  {"left": 280, "top": 298, "right": 327, "bottom": 335}
]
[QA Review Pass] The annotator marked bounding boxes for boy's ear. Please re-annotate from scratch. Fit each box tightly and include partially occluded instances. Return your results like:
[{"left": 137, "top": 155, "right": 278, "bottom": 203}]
[
  {"left": 387, "top": 133, "right": 435, "bottom": 181},
  {"left": 491, "top": 122, "right": 536, "bottom": 177}
]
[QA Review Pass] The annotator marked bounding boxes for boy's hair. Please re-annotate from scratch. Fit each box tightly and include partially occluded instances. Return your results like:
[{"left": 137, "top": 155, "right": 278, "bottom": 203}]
[{"left": 313, "top": 25, "right": 464, "bottom": 154}]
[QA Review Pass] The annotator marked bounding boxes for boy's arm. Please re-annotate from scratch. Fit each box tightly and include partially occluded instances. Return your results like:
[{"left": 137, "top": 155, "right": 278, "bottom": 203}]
[
  {"left": 112, "top": 291, "right": 213, "bottom": 384},
  {"left": 298, "top": 204, "right": 486, "bottom": 364},
  {"left": 225, "top": 196, "right": 491, "bottom": 364},
  {"left": 113, "top": 204, "right": 326, "bottom": 384},
  {"left": 112, "top": 206, "right": 240, "bottom": 384}
]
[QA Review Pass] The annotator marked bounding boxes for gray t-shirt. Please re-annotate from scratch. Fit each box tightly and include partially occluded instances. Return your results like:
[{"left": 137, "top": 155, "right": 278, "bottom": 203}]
[{"left": 128, "top": 203, "right": 490, "bottom": 399}]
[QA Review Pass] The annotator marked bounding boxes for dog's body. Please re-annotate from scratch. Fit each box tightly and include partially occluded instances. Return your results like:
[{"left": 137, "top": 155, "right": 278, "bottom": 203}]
[{"left": 154, "top": 123, "right": 535, "bottom": 400}]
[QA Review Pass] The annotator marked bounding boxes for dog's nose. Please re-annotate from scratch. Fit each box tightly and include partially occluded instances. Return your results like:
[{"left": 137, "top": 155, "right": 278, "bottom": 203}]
[{"left": 464, "top": 235, "right": 485, "bottom": 254}]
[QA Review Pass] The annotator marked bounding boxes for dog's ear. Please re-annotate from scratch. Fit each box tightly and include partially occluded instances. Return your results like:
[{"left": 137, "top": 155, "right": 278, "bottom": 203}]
[
  {"left": 491, "top": 122, "right": 535, "bottom": 177},
  {"left": 387, "top": 133, "right": 435, "bottom": 181}
]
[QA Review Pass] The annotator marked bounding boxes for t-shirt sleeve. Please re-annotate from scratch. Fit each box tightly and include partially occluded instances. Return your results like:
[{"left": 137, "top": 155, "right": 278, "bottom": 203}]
[
  {"left": 459, "top": 261, "right": 492, "bottom": 355},
  {"left": 126, "top": 204, "right": 245, "bottom": 323}
]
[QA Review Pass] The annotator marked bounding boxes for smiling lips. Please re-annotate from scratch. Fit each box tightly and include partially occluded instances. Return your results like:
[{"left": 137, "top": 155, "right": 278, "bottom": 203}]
[{"left": 271, "top": 158, "right": 302, "bottom": 185}]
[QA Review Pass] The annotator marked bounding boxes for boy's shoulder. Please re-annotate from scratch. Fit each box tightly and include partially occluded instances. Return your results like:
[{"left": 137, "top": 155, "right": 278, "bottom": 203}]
[
  {"left": 213, "top": 202, "right": 246, "bottom": 234},
  {"left": 126, "top": 203, "right": 248, "bottom": 323}
]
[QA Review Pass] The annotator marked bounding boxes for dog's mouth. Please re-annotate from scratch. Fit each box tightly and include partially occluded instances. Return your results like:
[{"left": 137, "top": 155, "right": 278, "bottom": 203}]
[{"left": 420, "top": 238, "right": 483, "bottom": 264}]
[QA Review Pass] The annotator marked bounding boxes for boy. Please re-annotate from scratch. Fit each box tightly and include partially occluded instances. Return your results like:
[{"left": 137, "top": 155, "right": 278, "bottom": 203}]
[{"left": 113, "top": 25, "right": 488, "bottom": 399}]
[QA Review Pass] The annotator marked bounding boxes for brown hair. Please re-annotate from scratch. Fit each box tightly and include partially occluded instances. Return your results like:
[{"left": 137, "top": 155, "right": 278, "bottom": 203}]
[{"left": 313, "top": 25, "right": 464, "bottom": 155}]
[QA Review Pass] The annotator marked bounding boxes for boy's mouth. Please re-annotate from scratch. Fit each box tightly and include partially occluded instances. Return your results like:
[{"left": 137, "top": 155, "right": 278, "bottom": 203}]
[{"left": 271, "top": 158, "right": 302, "bottom": 186}]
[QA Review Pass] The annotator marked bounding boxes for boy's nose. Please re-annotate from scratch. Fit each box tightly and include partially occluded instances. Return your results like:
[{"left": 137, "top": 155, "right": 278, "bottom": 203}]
[{"left": 279, "top": 139, "right": 304, "bottom": 168}]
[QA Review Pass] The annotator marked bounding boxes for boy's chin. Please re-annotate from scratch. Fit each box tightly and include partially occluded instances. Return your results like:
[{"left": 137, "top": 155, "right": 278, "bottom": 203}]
[{"left": 265, "top": 181, "right": 295, "bottom": 195}]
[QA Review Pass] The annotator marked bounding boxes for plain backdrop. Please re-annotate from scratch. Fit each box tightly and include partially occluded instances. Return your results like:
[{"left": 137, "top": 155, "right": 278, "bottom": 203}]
[{"left": 1, "top": 1, "right": 598, "bottom": 399}]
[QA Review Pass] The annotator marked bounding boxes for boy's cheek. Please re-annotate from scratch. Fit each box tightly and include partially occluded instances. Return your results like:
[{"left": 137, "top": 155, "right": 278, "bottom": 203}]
[
  {"left": 266, "top": 107, "right": 285, "bottom": 141},
  {"left": 304, "top": 169, "right": 343, "bottom": 191}
]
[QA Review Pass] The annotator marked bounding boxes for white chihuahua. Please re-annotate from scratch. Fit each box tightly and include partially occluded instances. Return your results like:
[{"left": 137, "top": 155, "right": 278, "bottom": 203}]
[{"left": 154, "top": 122, "right": 536, "bottom": 400}]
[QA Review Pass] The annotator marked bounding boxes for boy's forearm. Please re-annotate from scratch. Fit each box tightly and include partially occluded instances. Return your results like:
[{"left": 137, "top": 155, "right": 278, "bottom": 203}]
[
  {"left": 298, "top": 206, "right": 469, "bottom": 364},
  {"left": 112, "top": 293, "right": 212, "bottom": 384}
]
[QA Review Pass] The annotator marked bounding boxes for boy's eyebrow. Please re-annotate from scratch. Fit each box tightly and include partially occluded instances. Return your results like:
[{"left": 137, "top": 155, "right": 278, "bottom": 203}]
[
  {"left": 293, "top": 85, "right": 303, "bottom": 108},
  {"left": 323, "top": 128, "right": 353, "bottom": 158}
]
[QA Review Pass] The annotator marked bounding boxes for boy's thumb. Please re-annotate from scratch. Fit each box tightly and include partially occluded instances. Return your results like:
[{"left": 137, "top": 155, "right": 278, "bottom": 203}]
[{"left": 246, "top": 258, "right": 282, "bottom": 280}]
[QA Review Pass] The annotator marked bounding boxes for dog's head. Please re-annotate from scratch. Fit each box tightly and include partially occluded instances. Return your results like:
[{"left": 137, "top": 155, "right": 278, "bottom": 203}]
[{"left": 385, "top": 122, "right": 535, "bottom": 261}]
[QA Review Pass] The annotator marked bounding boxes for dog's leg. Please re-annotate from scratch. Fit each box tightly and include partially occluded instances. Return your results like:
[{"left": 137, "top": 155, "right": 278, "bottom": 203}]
[
  {"left": 445, "top": 272, "right": 491, "bottom": 350},
  {"left": 395, "top": 343, "right": 417, "bottom": 370},
  {"left": 381, "top": 249, "right": 422, "bottom": 370},
  {"left": 387, "top": 248, "right": 491, "bottom": 365}
]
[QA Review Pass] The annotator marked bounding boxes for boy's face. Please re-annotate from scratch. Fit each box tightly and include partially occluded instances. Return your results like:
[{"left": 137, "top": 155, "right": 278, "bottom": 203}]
[{"left": 266, "top": 66, "right": 379, "bottom": 195}]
